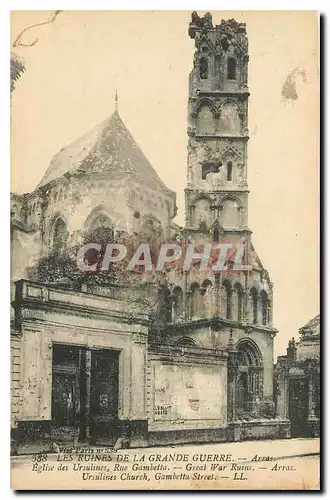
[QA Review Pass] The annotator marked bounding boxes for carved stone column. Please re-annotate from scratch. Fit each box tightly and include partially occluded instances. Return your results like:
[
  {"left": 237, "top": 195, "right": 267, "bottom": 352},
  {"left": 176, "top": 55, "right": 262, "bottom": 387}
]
[
  {"left": 227, "top": 332, "right": 238, "bottom": 422},
  {"left": 214, "top": 273, "right": 221, "bottom": 317},
  {"left": 307, "top": 367, "right": 316, "bottom": 419}
]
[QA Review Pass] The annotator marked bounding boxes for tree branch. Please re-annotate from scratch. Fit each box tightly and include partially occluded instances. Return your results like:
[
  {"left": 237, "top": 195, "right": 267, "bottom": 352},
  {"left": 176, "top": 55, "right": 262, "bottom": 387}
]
[{"left": 12, "top": 10, "right": 62, "bottom": 48}]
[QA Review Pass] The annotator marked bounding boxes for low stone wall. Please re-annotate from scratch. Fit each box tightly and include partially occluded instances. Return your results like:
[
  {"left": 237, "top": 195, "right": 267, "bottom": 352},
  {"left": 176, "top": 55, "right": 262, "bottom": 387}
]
[
  {"left": 229, "top": 419, "right": 291, "bottom": 442},
  {"left": 146, "top": 419, "right": 290, "bottom": 447},
  {"left": 148, "top": 427, "right": 231, "bottom": 447}
]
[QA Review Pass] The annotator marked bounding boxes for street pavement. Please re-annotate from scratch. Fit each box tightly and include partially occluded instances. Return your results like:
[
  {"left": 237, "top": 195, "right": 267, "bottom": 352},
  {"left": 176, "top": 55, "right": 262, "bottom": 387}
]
[{"left": 12, "top": 436, "right": 320, "bottom": 462}]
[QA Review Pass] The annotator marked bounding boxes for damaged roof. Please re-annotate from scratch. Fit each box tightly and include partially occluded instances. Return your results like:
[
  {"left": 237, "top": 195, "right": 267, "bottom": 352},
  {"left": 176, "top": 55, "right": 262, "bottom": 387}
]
[
  {"left": 38, "top": 110, "right": 174, "bottom": 195},
  {"left": 299, "top": 314, "right": 320, "bottom": 338}
]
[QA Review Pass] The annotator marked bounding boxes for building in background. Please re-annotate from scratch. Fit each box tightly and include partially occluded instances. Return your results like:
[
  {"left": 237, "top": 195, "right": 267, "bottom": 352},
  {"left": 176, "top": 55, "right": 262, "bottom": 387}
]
[
  {"left": 11, "top": 12, "right": 291, "bottom": 453},
  {"left": 10, "top": 53, "right": 25, "bottom": 93},
  {"left": 275, "top": 314, "right": 320, "bottom": 438}
]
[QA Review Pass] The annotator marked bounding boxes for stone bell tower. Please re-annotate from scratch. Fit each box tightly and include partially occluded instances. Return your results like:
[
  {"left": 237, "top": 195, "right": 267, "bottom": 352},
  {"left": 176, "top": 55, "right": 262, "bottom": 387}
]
[{"left": 186, "top": 12, "right": 250, "bottom": 239}]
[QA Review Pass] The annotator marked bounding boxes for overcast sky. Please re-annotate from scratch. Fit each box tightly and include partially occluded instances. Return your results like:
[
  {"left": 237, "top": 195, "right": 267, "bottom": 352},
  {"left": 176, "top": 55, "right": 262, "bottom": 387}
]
[{"left": 11, "top": 11, "right": 319, "bottom": 356}]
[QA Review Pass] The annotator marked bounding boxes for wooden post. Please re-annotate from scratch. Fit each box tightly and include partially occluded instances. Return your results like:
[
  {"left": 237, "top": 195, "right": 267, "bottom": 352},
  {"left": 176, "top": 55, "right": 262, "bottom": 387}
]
[{"left": 79, "top": 348, "right": 92, "bottom": 442}]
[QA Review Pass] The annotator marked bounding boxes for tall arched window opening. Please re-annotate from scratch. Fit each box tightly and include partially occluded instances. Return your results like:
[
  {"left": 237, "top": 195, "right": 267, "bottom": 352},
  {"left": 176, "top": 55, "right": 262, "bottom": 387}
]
[
  {"left": 201, "top": 279, "right": 213, "bottom": 317},
  {"left": 261, "top": 290, "right": 269, "bottom": 325},
  {"left": 250, "top": 288, "right": 258, "bottom": 324},
  {"left": 52, "top": 218, "right": 68, "bottom": 253},
  {"left": 158, "top": 286, "right": 172, "bottom": 324},
  {"left": 213, "top": 226, "right": 220, "bottom": 243},
  {"left": 172, "top": 287, "right": 183, "bottom": 320},
  {"left": 227, "top": 58, "right": 236, "bottom": 80},
  {"left": 227, "top": 161, "right": 233, "bottom": 181},
  {"left": 233, "top": 283, "right": 244, "bottom": 321},
  {"left": 189, "top": 283, "right": 201, "bottom": 319},
  {"left": 223, "top": 281, "right": 232, "bottom": 319},
  {"left": 200, "top": 57, "right": 209, "bottom": 79}
]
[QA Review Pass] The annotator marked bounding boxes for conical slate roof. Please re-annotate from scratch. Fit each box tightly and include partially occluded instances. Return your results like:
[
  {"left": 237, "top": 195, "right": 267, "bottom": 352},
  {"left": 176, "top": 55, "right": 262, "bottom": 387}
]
[{"left": 38, "top": 110, "right": 173, "bottom": 194}]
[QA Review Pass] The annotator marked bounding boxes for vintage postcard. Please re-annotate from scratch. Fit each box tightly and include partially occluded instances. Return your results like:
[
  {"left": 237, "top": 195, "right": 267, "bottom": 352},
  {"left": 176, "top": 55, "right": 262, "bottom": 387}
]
[{"left": 10, "top": 10, "right": 320, "bottom": 490}]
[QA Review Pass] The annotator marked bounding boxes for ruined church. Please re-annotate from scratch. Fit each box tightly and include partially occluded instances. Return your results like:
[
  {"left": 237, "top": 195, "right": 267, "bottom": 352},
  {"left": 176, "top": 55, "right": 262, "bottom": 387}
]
[{"left": 11, "top": 13, "right": 290, "bottom": 452}]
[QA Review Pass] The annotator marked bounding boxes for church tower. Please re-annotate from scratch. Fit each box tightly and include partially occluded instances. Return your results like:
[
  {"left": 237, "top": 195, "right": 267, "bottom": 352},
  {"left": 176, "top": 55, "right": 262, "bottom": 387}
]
[
  {"left": 165, "top": 13, "right": 277, "bottom": 423},
  {"left": 186, "top": 13, "right": 249, "bottom": 239}
]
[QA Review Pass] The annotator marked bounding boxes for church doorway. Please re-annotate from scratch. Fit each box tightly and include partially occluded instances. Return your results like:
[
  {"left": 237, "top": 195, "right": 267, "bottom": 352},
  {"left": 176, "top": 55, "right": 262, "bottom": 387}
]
[
  {"left": 235, "top": 340, "right": 263, "bottom": 418},
  {"left": 289, "top": 378, "right": 309, "bottom": 437},
  {"left": 51, "top": 344, "right": 120, "bottom": 445}
]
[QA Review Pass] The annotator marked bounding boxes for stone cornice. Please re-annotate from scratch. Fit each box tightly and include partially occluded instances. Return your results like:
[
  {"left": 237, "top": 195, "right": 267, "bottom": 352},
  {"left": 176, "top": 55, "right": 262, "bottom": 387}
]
[
  {"left": 156, "top": 316, "right": 277, "bottom": 337},
  {"left": 194, "top": 134, "right": 249, "bottom": 141},
  {"left": 13, "top": 279, "right": 150, "bottom": 331},
  {"left": 191, "top": 90, "right": 250, "bottom": 98},
  {"left": 148, "top": 342, "right": 228, "bottom": 363}
]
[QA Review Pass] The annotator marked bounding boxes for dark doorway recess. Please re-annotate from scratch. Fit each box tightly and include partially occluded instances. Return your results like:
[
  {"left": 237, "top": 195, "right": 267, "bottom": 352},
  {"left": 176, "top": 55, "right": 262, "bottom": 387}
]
[
  {"left": 51, "top": 344, "right": 120, "bottom": 445},
  {"left": 289, "top": 378, "right": 309, "bottom": 437}
]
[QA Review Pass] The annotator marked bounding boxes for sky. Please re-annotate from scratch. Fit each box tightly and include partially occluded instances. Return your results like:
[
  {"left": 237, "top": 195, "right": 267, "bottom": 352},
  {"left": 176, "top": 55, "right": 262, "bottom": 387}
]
[{"left": 11, "top": 11, "right": 319, "bottom": 357}]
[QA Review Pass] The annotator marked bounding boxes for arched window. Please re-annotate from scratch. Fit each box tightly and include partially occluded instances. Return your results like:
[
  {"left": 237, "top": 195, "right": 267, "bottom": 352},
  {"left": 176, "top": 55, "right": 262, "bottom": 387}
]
[
  {"left": 227, "top": 58, "right": 236, "bottom": 80},
  {"left": 196, "top": 105, "right": 215, "bottom": 135},
  {"left": 140, "top": 216, "right": 163, "bottom": 244},
  {"left": 175, "top": 337, "right": 197, "bottom": 348},
  {"left": 90, "top": 214, "right": 113, "bottom": 232},
  {"left": 227, "top": 161, "right": 233, "bottom": 181},
  {"left": 250, "top": 288, "right": 258, "bottom": 324},
  {"left": 52, "top": 218, "right": 68, "bottom": 253},
  {"left": 221, "top": 199, "right": 240, "bottom": 228},
  {"left": 233, "top": 283, "right": 244, "bottom": 321},
  {"left": 201, "top": 279, "right": 213, "bottom": 317},
  {"left": 213, "top": 225, "right": 221, "bottom": 243},
  {"left": 158, "top": 286, "right": 172, "bottom": 323},
  {"left": 84, "top": 212, "right": 114, "bottom": 245},
  {"left": 236, "top": 340, "right": 263, "bottom": 417},
  {"left": 189, "top": 283, "right": 201, "bottom": 319},
  {"left": 223, "top": 280, "right": 232, "bottom": 319},
  {"left": 200, "top": 57, "right": 209, "bottom": 79},
  {"left": 194, "top": 197, "right": 212, "bottom": 229},
  {"left": 219, "top": 101, "right": 240, "bottom": 134},
  {"left": 172, "top": 287, "right": 183, "bottom": 320},
  {"left": 261, "top": 290, "right": 269, "bottom": 325}
]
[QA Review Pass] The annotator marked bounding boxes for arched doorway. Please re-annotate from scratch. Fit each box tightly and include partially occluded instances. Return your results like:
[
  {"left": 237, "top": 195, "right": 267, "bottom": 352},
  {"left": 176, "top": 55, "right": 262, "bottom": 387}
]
[{"left": 235, "top": 340, "right": 263, "bottom": 418}]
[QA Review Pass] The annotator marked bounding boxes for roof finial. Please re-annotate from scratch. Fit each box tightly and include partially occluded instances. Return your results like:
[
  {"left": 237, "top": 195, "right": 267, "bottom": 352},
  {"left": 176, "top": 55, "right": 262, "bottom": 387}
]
[{"left": 115, "top": 89, "right": 118, "bottom": 112}]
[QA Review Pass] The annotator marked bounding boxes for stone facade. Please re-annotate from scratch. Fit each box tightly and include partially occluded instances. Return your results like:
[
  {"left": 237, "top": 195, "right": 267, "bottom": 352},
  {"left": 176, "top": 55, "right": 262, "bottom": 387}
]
[
  {"left": 11, "top": 12, "right": 290, "bottom": 453},
  {"left": 275, "top": 315, "right": 320, "bottom": 438}
]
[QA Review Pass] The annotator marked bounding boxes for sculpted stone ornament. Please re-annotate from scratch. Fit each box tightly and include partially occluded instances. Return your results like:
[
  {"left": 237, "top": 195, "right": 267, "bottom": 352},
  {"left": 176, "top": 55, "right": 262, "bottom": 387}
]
[
  {"left": 191, "top": 11, "right": 203, "bottom": 28},
  {"left": 187, "top": 167, "right": 193, "bottom": 186},
  {"left": 199, "top": 212, "right": 207, "bottom": 230},
  {"left": 196, "top": 143, "right": 209, "bottom": 163},
  {"left": 191, "top": 11, "right": 213, "bottom": 29},
  {"left": 236, "top": 163, "right": 245, "bottom": 185},
  {"left": 187, "top": 142, "right": 198, "bottom": 184},
  {"left": 189, "top": 11, "right": 213, "bottom": 38},
  {"left": 215, "top": 38, "right": 222, "bottom": 55},
  {"left": 203, "top": 12, "right": 213, "bottom": 29},
  {"left": 220, "top": 36, "right": 230, "bottom": 52}
]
